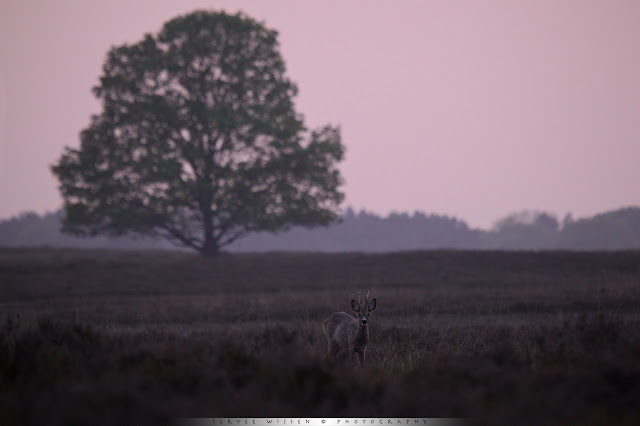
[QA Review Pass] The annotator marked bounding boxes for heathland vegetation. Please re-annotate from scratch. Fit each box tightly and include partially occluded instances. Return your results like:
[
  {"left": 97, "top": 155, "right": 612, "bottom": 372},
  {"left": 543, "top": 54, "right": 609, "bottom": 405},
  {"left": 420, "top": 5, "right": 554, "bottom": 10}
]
[{"left": 1, "top": 248, "right": 639, "bottom": 424}]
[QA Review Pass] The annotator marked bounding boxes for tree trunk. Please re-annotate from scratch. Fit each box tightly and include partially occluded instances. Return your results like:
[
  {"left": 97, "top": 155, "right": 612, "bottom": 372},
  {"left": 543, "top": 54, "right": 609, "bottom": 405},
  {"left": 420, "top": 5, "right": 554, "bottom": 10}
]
[
  {"left": 199, "top": 194, "right": 218, "bottom": 257},
  {"left": 200, "top": 236, "right": 220, "bottom": 258}
]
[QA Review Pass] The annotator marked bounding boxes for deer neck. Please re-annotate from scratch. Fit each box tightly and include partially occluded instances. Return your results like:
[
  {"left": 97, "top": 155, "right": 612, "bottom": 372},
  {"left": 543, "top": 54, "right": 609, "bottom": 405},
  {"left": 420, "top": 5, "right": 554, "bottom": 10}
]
[{"left": 355, "top": 323, "right": 369, "bottom": 345}]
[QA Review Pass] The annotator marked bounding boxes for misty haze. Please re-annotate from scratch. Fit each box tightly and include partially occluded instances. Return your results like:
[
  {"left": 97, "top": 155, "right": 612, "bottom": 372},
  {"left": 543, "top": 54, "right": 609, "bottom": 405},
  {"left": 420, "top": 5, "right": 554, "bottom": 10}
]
[{"left": 2, "top": 206, "right": 640, "bottom": 252}]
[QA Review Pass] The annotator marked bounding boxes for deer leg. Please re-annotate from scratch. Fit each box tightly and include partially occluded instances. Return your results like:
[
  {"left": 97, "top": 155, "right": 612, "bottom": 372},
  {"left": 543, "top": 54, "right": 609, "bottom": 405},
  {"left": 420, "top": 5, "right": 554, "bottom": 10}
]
[
  {"left": 358, "top": 350, "right": 366, "bottom": 367},
  {"left": 327, "top": 341, "right": 340, "bottom": 360}
]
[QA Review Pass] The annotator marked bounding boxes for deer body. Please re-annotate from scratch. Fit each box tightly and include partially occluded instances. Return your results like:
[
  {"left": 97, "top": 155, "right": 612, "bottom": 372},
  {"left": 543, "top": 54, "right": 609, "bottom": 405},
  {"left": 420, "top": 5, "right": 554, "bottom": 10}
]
[{"left": 323, "top": 292, "right": 376, "bottom": 367}]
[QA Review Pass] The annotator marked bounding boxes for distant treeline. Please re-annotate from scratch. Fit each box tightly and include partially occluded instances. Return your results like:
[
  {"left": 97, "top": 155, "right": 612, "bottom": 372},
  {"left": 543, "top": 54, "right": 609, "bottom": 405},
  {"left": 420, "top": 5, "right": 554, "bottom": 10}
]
[{"left": 1, "top": 207, "right": 639, "bottom": 251}]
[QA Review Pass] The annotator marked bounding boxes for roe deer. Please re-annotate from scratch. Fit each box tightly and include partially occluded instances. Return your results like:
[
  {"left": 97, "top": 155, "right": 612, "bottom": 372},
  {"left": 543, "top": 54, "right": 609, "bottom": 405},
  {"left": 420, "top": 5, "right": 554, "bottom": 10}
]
[{"left": 322, "top": 291, "right": 377, "bottom": 367}]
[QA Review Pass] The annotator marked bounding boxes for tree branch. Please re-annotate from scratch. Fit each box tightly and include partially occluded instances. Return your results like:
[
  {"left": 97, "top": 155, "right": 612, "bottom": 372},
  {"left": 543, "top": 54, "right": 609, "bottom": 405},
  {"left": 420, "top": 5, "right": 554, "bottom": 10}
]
[
  {"left": 157, "top": 222, "right": 203, "bottom": 250},
  {"left": 218, "top": 227, "right": 247, "bottom": 248}
]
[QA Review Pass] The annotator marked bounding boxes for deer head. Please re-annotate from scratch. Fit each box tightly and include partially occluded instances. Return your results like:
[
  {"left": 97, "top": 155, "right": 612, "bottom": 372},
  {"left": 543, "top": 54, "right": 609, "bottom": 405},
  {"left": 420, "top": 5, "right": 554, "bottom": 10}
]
[{"left": 351, "top": 290, "right": 377, "bottom": 327}]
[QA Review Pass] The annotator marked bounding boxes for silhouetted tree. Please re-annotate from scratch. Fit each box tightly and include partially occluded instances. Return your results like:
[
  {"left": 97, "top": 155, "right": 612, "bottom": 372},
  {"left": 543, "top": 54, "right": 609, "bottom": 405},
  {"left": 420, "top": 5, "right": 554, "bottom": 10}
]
[
  {"left": 488, "top": 210, "right": 559, "bottom": 249},
  {"left": 51, "top": 11, "right": 344, "bottom": 257},
  {"left": 3, "top": 207, "right": 640, "bottom": 251},
  {"left": 558, "top": 207, "right": 640, "bottom": 250}
]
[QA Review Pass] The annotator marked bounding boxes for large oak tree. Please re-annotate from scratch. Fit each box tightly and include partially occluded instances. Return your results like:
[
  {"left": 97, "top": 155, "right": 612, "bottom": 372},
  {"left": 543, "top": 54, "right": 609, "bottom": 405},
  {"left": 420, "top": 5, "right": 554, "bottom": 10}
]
[{"left": 52, "top": 11, "right": 344, "bottom": 256}]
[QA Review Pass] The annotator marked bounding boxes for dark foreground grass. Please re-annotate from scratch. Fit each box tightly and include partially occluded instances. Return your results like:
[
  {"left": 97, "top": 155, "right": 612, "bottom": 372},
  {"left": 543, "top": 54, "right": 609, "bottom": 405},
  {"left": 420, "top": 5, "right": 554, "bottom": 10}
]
[
  {"left": 1, "top": 315, "right": 640, "bottom": 425},
  {"left": 1, "top": 248, "right": 640, "bottom": 424}
]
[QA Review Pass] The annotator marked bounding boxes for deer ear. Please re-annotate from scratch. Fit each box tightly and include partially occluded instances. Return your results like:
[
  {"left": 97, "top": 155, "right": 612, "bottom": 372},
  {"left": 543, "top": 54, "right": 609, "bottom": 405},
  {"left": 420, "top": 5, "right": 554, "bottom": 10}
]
[
  {"left": 351, "top": 300, "right": 361, "bottom": 312},
  {"left": 368, "top": 298, "right": 377, "bottom": 311}
]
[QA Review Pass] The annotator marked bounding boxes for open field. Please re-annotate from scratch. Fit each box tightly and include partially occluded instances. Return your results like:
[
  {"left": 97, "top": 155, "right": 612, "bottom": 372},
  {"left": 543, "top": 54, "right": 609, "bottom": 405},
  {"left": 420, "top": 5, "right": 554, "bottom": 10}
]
[{"left": 1, "top": 248, "right": 640, "bottom": 424}]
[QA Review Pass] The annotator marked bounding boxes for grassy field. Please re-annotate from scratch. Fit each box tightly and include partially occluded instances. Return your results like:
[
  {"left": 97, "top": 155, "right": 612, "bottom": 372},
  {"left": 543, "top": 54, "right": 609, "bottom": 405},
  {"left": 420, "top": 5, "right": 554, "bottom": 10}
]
[{"left": 1, "top": 248, "right": 640, "bottom": 424}]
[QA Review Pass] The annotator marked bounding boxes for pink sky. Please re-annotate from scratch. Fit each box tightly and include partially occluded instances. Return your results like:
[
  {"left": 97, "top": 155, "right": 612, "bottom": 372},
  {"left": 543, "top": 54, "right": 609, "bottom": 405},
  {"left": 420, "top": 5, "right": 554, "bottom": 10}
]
[{"left": 1, "top": 1, "right": 639, "bottom": 229}]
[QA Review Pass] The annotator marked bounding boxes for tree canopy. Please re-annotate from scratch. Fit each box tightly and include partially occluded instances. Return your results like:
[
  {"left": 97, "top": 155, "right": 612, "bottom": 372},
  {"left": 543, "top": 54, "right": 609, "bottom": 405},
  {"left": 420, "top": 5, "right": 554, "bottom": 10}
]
[{"left": 52, "top": 10, "right": 345, "bottom": 256}]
